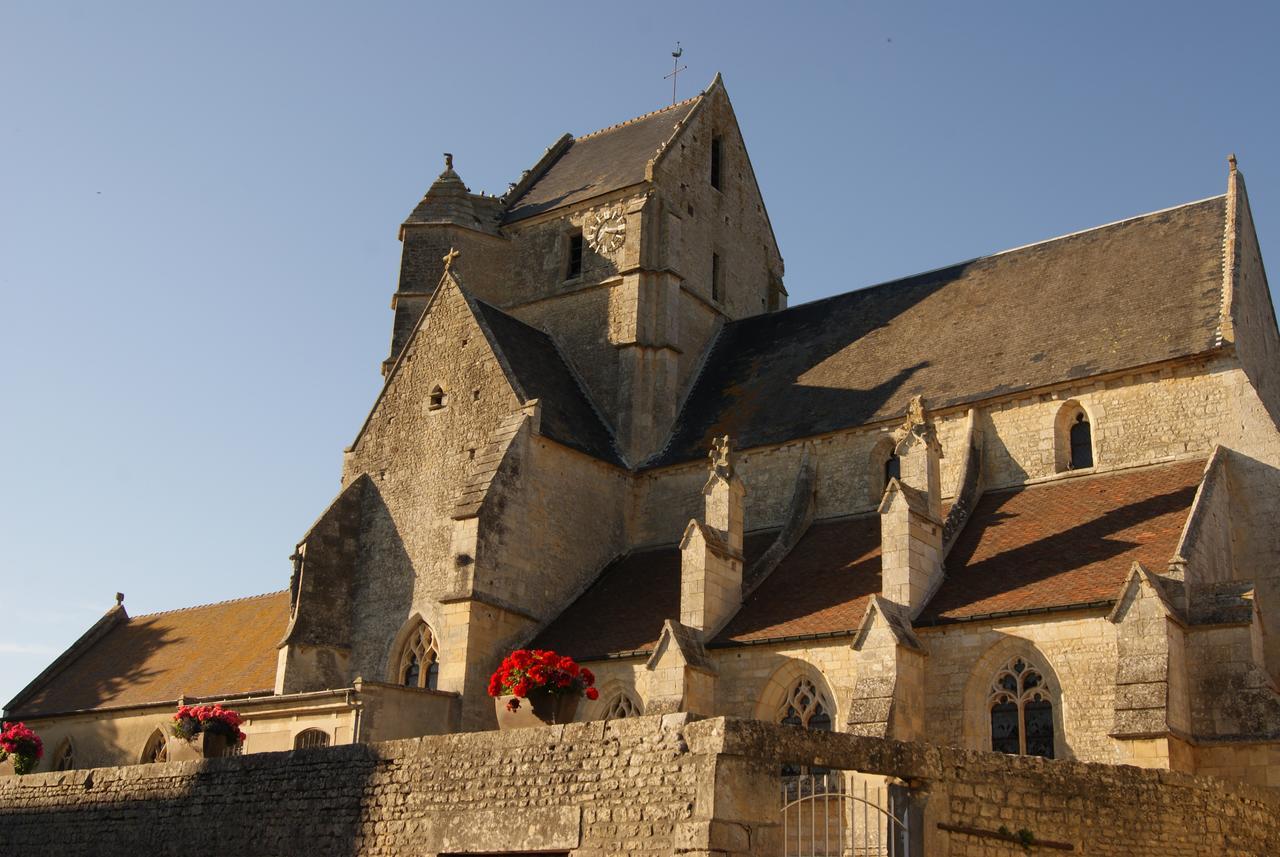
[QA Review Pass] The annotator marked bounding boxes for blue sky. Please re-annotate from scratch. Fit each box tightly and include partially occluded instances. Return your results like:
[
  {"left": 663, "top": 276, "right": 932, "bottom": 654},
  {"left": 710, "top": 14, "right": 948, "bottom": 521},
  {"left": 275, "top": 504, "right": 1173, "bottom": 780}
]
[{"left": 2, "top": 1, "right": 1278, "bottom": 706}]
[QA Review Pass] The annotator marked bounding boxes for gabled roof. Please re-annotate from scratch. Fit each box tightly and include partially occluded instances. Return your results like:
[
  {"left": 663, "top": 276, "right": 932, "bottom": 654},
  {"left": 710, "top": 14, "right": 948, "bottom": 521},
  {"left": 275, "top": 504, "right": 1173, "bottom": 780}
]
[
  {"left": 502, "top": 97, "right": 700, "bottom": 223},
  {"left": 656, "top": 197, "right": 1227, "bottom": 465},
  {"left": 7, "top": 592, "right": 289, "bottom": 718},
  {"left": 533, "top": 459, "right": 1204, "bottom": 659},
  {"left": 473, "top": 300, "right": 623, "bottom": 466}
]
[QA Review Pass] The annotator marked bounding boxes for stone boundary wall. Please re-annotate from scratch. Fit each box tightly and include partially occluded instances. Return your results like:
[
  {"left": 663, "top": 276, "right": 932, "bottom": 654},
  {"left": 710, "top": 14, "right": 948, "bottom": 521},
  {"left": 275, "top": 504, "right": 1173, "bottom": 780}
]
[{"left": 2, "top": 715, "right": 1277, "bottom": 856}]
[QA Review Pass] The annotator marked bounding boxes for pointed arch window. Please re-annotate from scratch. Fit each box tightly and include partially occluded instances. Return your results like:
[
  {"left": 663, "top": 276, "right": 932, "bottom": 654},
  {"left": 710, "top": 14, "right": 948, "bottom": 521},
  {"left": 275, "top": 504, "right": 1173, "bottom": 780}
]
[
  {"left": 398, "top": 620, "right": 440, "bottom": 690},
  {"left": 988, "top": 657, "right": 1054, "bottom": 759},
  {"left": 53, "top": 739, "right": 75, "bottom": 771},
  {"left": 603, "top": 692, "right": 640, "bottom": 721},
  {"left": 778, "top": 677, "right": 834, "bottom": 732},
  {"left": 142, "top": 729, "right": 168, "bottom": 764},
  {"left": 777, "top": 675, "right": 836, "bottom": 783},
  {"left": 428, "top": 386, "right": 447, "bottom": 411}
]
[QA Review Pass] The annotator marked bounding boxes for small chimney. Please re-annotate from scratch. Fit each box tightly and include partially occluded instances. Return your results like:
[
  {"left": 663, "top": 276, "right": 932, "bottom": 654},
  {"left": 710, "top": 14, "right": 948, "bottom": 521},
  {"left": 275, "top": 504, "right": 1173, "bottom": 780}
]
[
  {"left": 878, "top": 397, "right": 944, "bottom": 614},
  {"left": 679, "top": 436, "right": 746, "bottom": 635}
]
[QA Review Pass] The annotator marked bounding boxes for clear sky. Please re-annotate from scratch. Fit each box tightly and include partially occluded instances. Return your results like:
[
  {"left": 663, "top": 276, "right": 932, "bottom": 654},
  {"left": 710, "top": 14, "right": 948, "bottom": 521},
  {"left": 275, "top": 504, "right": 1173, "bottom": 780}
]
[{"left": 3, "top": 1, "right": 1278, "bottom": 706}]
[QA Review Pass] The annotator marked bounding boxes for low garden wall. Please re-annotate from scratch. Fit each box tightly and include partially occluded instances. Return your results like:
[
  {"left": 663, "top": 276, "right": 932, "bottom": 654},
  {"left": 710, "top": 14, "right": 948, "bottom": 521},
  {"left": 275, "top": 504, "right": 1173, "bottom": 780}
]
[{"left": 1, "top": 715, "right": 1276, "bottom": 856}]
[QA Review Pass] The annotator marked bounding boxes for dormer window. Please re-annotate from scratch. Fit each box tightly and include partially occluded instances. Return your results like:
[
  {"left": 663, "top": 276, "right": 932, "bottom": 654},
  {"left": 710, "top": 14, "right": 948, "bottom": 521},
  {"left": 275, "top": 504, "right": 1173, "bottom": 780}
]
[
  {"left": 710, "top": 135, "right": 723, "bottom": 189},
  {"left": 566, "top": 231, "right": 584, "bottom": 279}
]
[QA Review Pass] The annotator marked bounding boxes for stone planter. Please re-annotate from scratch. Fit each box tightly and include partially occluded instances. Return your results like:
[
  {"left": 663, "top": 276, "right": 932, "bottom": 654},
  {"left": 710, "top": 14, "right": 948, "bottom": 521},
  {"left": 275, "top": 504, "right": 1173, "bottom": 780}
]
[
  {"left": 495, "top": 690, "right": 579, "bottom": 730},
  {"left": 166, "top": 731, "right": 232, "bottom": 761}
]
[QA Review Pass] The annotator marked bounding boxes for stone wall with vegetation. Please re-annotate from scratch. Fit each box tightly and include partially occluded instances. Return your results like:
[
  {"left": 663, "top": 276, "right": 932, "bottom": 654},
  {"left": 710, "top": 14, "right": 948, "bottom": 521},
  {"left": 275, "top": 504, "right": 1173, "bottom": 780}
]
[{"left": 2, "top": 715, "right": 1277, "bottom": 856}]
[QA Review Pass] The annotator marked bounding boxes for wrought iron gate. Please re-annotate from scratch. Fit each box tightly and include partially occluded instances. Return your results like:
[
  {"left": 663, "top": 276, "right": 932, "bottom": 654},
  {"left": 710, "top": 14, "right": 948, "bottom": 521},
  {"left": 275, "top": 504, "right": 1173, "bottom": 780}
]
[{"left": 780, "top": 772, "right": 917, "bottom": 856}]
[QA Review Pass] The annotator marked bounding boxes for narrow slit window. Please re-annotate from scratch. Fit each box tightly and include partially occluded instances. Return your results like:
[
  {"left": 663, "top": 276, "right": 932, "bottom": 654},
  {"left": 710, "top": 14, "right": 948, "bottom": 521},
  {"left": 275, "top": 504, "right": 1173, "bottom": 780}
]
[
  {"left": 711, "top": 253, "right": 723, "bottom": 303},
  {"left": 1069, "top": 412, "right": 1093, "bottom": 469},
  {"left": 710, "top": 135, "right": 723, "bottom": 189},
  {"left": 566, "top": 232, "right": 583, "bottom": 279}
]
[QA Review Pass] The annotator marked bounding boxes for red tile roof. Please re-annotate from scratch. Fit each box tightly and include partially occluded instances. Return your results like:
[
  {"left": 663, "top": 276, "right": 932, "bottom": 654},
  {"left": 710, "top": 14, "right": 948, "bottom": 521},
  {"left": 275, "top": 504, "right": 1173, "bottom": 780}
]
[
  {"left": 920, "top": 460, "right": 1205, "bottom": 622},
  {"left": 10, "top": 592, "right": 289, "bottom": 717},
  {"left": 715, "top": 517, "right": 881, "bottom": 644},
  {"left": 530, "top": 532, "right": 775, "bottom": 658},
  {"left": 535, "top": 460, "right": 1204, "bottom": 658}
]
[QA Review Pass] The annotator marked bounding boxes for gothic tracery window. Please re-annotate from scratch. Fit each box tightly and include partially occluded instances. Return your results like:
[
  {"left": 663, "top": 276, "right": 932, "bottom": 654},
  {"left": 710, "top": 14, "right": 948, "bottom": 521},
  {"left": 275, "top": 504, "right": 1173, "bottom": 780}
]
[
  {"left": 777, "top": 675, "right": 836, "bottom": 782},
  {"left": 603, "top": 692, "right": 640, "bottom": 720},
  {"left": 778, "top": 677, "right": 834, "bottom": 731},
  {"left": 988, "top": 657, "right": 1055, "bottom": 759},
  {"left": 142, "top": 729, "right": 168, "bottom": 764},
  {"left": 398, "top": 620, "right": 440, "bottom": 690}
]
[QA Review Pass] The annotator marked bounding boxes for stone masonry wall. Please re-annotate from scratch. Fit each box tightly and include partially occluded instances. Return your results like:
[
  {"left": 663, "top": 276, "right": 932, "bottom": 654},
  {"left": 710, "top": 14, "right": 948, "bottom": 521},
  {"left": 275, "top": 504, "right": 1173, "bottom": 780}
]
[
  {"left": 4, "top": 716, "right": 1277, "bottom": 857},
  {"left": 634, "top": 358, "right": 1245, "bottom": 549},
  {"left": 342, "top": 277, "right": 523, "bottom": 685}
]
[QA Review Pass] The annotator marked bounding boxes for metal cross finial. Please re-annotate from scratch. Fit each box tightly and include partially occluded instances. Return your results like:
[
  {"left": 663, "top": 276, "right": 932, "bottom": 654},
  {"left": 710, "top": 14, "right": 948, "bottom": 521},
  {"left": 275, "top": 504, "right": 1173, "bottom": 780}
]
[
  {"left": 664, "top": 42, "right": 687, "bottom": 106},
  {"left": 442, "top": 247, "right": 460, "bottom": 272}
]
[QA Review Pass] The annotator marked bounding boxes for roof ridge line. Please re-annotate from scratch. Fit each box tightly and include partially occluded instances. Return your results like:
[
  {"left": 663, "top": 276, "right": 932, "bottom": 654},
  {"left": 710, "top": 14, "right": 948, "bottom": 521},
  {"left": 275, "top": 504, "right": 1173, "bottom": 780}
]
[
  {"left": 574, "top": 97, "right": 700, "bottom": 142},
  {"left": 744, "top": 193, "right": 1228, "bottom": 320},
  {"left": 129, "top": 590, "right": 288, "bottom": 620}
]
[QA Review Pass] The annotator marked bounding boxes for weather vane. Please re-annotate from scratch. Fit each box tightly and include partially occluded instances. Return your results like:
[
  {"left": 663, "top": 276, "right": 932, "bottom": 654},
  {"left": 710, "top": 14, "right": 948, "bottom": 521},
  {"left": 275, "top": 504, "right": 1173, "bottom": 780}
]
[{"left": 664, "top": 42, "right": 687, "bottom": 106}]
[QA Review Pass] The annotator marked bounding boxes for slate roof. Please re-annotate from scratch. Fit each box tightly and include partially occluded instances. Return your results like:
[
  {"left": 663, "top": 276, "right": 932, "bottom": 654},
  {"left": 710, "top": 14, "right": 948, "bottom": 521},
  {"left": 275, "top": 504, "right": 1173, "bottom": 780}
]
[
  {"left": 8, "top": 592, "right": 289, "bottom": 718},
  {"left": 533, "top": 460, "right": 1204, "bottom": 659},
  {"left": 920, "top": 459, "right": 1205, "bottom": 623},
  {"left": 656, "top": 197, "right": 1227, "bottom": 465},
  {"left": 503, "top": 98, "right": 699, "bottom": 223},
  {"left": 475, "top": 300, "right": 622, "bottom": 465}
]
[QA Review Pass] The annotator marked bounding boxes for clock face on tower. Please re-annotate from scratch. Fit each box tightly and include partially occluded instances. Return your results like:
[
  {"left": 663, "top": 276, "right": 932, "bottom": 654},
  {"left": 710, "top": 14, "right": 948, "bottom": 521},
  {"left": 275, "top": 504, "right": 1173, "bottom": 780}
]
[{"left": 585, "top": 207, "right": 627, "bottom": 255}]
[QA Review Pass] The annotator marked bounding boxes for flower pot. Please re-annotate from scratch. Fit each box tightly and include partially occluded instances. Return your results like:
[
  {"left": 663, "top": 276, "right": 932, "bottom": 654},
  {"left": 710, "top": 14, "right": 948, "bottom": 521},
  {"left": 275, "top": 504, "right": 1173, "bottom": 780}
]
[
  {"left": 166, "top": 731, "right": 232, "bottom": 761},
  {"left": 495, "top": 690, "right": 580, "bottom": 730}
]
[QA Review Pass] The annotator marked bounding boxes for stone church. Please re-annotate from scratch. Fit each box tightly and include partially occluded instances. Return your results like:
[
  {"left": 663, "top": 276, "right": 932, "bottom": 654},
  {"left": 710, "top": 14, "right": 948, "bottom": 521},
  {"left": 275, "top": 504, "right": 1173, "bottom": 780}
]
[{"left": 9, "top": 75, "right": 1280, "bottom": 789}]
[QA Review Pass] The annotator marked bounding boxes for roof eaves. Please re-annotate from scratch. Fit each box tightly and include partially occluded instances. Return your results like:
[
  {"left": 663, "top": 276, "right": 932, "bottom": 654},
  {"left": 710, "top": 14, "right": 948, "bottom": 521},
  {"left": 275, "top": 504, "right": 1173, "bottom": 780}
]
[{"left": 4, "top": 603, "right": 128, "bottom": 716}]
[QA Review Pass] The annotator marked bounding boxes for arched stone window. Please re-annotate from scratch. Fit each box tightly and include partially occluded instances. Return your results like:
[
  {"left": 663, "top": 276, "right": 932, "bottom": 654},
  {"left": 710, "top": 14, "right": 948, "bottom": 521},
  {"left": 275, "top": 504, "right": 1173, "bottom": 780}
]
[
  {"left": 294, "top": 729, "right": 331, "bottom": 750},
  {"left": 778, "top": 676, "right": 834, "bottom": 731},
  {"left": 53, "top": 739, "right": 74, "bottom": 772},
  {"left": 396, "top": 619, "right": 440, "bottom": 690},
  {"left": 869, "top": 434, "right": 900, "bottom": 502},
  {"left": 1054, "top": 401, "right": 1094, "bottom": 472},
  {"left": 776, "top": 675, "right": 836, "bottom": 780},
  {"left": 988, "top": 656, "right": 1055, "bottom": 759},
  {"left": 141, "top": 729, "right": 168, "bottom": 764},
  {"left": 602, "top": 692, "right": 641, "bottom": 721},
  {"left": 428, "top": 385, "right": 447, "bottom": 411}
]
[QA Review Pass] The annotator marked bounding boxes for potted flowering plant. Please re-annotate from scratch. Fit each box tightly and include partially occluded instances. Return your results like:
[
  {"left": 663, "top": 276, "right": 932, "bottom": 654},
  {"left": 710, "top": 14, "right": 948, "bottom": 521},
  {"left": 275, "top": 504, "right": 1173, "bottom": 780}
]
[
  {"left": 488, "top": 649, "right": 598, "bottom": 730},
  {"left": 168, "top": 704, "right": 245, "bottom": 760},
  {"left": 0, "top": 721, "right": 43, "bottom": 775}
]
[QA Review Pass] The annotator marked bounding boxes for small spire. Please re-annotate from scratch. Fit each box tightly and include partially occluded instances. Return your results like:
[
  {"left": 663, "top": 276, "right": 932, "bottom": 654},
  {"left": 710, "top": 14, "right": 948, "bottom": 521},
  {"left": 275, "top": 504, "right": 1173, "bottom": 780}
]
[
  {"left": 444, "top": 152, "right": 454, "bottom": 171},
  {"left": 442, "top": 247, "right": 460, "bottom": 272},
  {"left": 1228, "top": 153, "right": 1238, "bottom": 172},
  {"left": 115, "top": 592, "right": 124, "bottom": 606}
]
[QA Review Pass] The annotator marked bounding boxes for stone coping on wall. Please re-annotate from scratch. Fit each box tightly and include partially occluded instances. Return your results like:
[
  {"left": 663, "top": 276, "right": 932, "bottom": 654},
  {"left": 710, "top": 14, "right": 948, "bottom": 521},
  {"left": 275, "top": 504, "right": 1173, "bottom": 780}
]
[{"left": 3, "top": 715, "right": 1278, "bottom": 856}]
